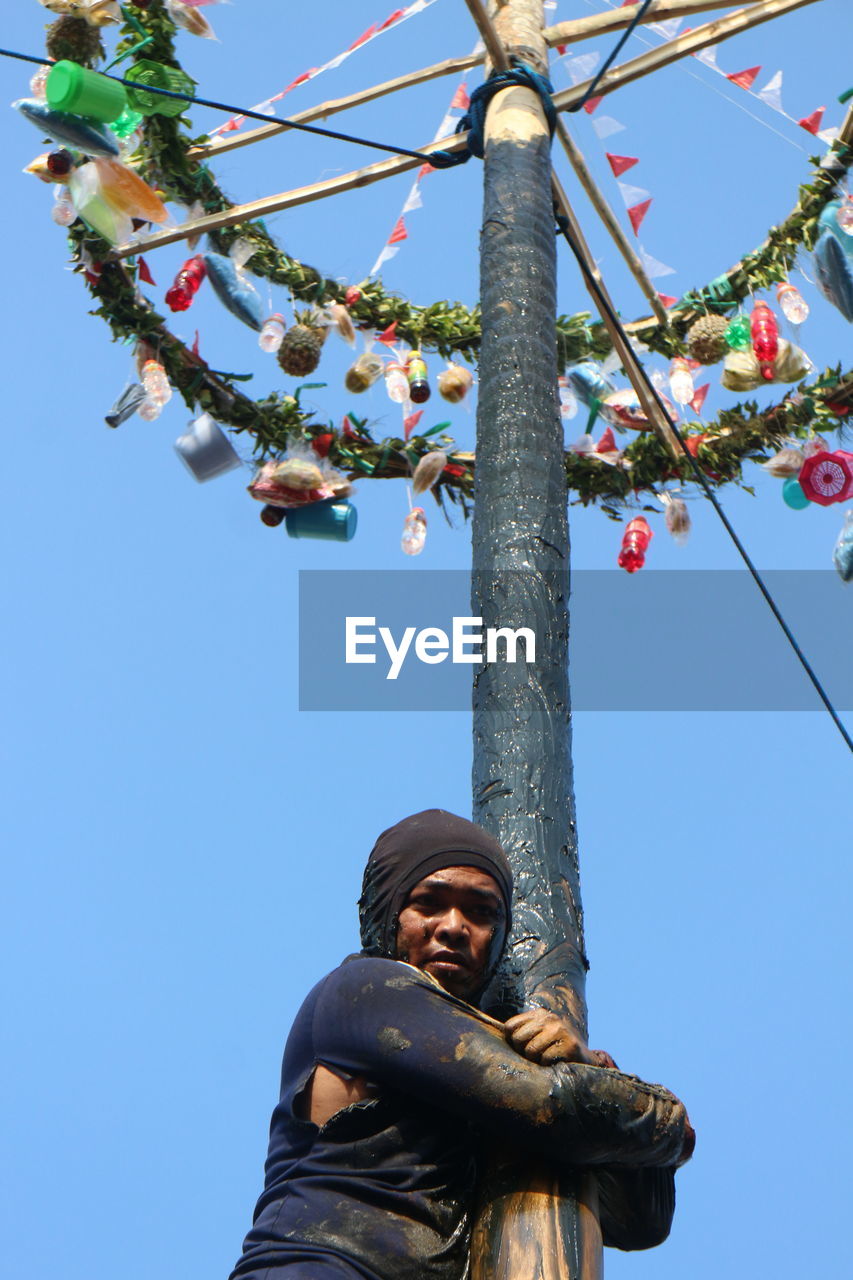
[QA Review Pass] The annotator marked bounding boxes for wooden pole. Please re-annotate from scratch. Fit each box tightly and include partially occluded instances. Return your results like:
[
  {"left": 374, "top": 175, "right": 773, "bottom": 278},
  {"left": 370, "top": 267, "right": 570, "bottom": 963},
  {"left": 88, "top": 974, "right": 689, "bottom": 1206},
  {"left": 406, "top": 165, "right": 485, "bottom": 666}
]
[
  {"left": 467, "top": 2, "right": 599, "bottom": 1277},
  {"left": 191, "top": 1, "right": 744, "bottom": 163}
]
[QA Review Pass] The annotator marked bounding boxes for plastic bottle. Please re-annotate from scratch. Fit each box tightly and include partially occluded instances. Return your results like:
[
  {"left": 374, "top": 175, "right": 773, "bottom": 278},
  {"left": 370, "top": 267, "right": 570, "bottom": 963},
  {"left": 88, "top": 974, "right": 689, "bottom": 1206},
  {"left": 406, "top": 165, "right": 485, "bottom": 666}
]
[
  {"left": 557, "top": 376, "right": 578, "bottom": 419},
  {"left": 833, "top": 510, "right": 853, "bottom": 581},
  {"left": 141, "top": 359, "right": 172, "bottom": 407},
  {"left": 750, "top": 302, "right": 779, "bottom": 381},
  {"left": 401, "top": 507, "right": 427, "bottom": 556},
  {"left": 617, "top": 516, "right": 653, "bottom": 573},
  {"left": 406, "top": 351, "right": 431, "bottom": 404},
  {"left": 776, "top": 282, "right": 809, "bottom": 325},
  {"left": 669, "top": 357, "right": 695, "bottom": 406},
  {"left": 384, "top": 361, "right": 410, "bottom": 404},
  {"left": 165, "top": 256, "right": 207, "bottom": 312},
  {"left": 258, "top": 314, "right": 287, "bottom": 354}
]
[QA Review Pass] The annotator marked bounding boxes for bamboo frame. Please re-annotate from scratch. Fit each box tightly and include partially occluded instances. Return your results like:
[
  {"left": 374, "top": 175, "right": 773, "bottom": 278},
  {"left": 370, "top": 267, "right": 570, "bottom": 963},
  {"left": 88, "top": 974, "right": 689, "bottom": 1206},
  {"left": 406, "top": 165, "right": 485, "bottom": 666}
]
[
  {"left": 110, "top": 0, "right": 822, "bottom": 260},
  {"left": 192, "top": 0, "right": 744, "bottom": 162},
  {"left": 552, "top": 0, "right": 821, "bottom": 112}
]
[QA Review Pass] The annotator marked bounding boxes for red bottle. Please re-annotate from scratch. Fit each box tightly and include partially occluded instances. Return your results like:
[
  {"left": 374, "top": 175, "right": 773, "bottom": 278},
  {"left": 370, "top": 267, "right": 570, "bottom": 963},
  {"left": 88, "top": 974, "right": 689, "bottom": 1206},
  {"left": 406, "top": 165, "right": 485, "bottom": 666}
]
[
  {"left": 165, "top": 255, "right": 207, "bottom": 312},
  {"left": 618, "top": 516, "right": 653, "bottom": 573},
  {"left": 750, "top": 301, "right": 779, "bottom": 381}
]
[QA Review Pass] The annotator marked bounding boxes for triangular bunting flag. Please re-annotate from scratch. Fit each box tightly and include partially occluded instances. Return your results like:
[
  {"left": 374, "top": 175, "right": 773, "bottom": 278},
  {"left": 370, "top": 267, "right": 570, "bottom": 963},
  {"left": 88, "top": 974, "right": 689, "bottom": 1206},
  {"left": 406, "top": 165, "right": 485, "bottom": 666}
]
[
  {"left": 377, "top": 320, "right": 399, "bottom": 345},
  {"left": 798, "top": 106, "right": 825, "bottom": 135},
  {"left": 369, "top": 244, "right": 399, "bottom": 276},
  {"left": 639, "top": 246, "right": 675, "bottom": 279},
  {"left": 617, "top": 181, "right": 651, "bottom": 207},
  {"left": 450, "top": 84, "right": 470, "bottom": 111},
  {"left": 756, "top": 70, "right": 783, "bottom": 113},
  {"left": 137, "top": 256, "right": 155, "bottom": 285},
  {"left": 818, "top": 126, "right": 841, "bottom": 146},
  {"left": 694, "top": 45, "right": 718, "bottom": 68},
  {"left": 606, "top": 152, "right": 639, "bottom": 177},
  {"left": 563, "top": 52, "right": 601, "bottom": 86},
  {"left": 648, "top": 18, "right": 683, "bottom": 40},
  {"left": 417, "top": 163, "right": 434, "bottom": 180},
  {"left": 583, "top": 96, "right": 603, "bottom": 114},
  {"left": 657, "top": 292, "right": 678, "bottom": 308},
  {"left": 404, "top": 409, "right": 424, "bottom": 440},
  {"left": 628, "top": 200, "right": 652, "bottom": 234},
  {"left": 726, "top": 66, "right": 761, "bottom": 91},
  {"left": 691, "top": 384, "right": 710, "bottom": 414},
  {"left": 402, "top": 186, "right": 423, "bottom": 214},
  {"left": 388, "top": 217, "right": 408, "bottom": 245},
  {"left": 596, "top": 426, "right": 617, "bottom": 454},
  {"left": 591, "top": 114, "right": 625, "bottom": 140}
]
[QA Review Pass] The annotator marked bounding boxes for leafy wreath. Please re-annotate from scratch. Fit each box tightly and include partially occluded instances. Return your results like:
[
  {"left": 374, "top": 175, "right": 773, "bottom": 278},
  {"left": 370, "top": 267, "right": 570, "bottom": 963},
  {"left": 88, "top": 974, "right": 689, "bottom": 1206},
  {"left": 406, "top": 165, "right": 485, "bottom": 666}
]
[{"left": 44, "top": 1, "right": 853, "bottom": 520}]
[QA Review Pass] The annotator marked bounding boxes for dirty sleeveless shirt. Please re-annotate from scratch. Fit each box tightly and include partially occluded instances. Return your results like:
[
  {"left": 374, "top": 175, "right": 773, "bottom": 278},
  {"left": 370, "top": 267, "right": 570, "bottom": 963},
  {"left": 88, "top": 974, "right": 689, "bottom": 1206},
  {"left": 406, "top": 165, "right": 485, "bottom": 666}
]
[{"left": 229, "top": 955, "right": 685, "bottom": 1280}]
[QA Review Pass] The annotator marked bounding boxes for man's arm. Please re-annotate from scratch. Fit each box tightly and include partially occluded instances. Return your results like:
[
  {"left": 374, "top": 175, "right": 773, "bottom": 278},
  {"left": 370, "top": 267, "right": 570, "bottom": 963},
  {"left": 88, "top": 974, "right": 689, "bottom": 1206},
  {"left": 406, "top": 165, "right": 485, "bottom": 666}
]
[{"left": 314, "top": 958, "right": 691, "bottom": 1170}]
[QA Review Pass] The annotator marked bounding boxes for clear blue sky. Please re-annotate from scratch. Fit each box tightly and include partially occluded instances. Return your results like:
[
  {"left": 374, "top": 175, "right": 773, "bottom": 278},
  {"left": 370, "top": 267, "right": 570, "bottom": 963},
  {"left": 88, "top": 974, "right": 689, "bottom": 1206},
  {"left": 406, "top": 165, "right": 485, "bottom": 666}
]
[{"left": 2, "top": 3, "right": 851, "bottom": 1278}]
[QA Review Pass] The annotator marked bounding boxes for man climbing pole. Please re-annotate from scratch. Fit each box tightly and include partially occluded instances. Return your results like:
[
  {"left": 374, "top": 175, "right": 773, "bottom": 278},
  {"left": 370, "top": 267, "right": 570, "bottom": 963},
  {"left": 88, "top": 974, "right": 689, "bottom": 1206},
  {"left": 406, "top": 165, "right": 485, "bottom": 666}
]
[{"left": 227, "top": 811, "right": 694, "bottom": 1280}]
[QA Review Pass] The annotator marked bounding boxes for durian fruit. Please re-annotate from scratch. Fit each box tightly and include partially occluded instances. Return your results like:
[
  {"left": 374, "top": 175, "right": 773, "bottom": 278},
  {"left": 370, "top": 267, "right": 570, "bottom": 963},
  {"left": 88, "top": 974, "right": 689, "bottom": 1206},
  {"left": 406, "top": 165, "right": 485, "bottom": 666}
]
[
  {"left": 686, "top": 313, "right": 730, "bottom": 365},
  {"left": 46, "top": 17, "right": 105, "bottom": 66},
  {"left": 277, "top": 325, "right": 326, "bottom": 377}
]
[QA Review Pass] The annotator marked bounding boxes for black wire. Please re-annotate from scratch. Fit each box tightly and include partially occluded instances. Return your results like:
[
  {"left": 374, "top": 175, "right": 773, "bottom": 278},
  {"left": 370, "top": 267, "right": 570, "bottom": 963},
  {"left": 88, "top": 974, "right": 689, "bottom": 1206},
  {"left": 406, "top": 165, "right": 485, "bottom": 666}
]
[
  {"left": 0, "top": 46, "right": 462, "bottom": 168},
  {"left": 569, "top": 0, "right": 657, "bottom": 112},
  {"left": 556, "top": 216, "right": 853, "bottom": 755}
]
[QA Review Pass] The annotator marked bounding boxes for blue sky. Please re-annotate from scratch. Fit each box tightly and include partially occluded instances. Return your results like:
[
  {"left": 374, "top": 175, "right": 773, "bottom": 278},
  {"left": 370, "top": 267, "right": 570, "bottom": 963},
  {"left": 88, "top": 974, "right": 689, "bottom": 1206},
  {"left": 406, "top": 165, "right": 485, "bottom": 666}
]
[{"left": 2, "top": 3, "right": 851, "bottom": 1278}]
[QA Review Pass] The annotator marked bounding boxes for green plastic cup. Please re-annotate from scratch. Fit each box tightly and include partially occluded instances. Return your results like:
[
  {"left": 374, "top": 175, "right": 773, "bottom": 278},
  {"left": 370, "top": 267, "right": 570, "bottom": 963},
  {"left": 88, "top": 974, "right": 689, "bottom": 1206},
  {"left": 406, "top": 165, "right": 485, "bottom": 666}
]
[
  {"left": 124, "top": 60, "right": 195, "bottom": 118},
  {"left": 46, "top": 61, "right": 127, "bottom": 124}
]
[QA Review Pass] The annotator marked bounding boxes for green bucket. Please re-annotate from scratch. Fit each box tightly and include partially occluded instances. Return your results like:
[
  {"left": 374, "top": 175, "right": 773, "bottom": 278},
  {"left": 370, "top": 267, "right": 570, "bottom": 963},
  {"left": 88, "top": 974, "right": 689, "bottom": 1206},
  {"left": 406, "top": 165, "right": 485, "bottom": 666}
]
[
  {"left": 124, "top": 60, "right": 195, "bottom": 118},
  {"left": 46, "top": 61, "right": 127, "bottom": 124}
]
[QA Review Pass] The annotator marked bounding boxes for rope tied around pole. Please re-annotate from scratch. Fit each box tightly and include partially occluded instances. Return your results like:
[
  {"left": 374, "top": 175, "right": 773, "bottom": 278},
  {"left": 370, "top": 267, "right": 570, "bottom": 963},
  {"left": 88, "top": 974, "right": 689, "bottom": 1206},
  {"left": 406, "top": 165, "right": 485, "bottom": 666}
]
[{"left": 431, "top": 61, "right": 557, "bottom": 168}]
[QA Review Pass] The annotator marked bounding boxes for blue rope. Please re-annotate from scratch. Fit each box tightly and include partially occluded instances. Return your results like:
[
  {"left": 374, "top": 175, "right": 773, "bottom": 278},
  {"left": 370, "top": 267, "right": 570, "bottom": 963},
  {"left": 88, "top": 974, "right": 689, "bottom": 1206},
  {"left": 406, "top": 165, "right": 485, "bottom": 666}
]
[
  {"left": 568, "top": 0, "right": 657, "bottom": 113},
  {"left": 431, "top": 62, "right": 557, "bottom": 168}
]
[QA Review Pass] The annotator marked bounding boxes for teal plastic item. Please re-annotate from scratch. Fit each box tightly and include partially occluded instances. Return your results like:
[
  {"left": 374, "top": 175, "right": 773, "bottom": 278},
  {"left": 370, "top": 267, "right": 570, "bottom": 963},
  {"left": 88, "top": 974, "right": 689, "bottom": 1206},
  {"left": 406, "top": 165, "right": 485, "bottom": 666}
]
[
  {"left": 13, "top": 98, "right": 120, "bottom": 158},
  {"left": 46, "top": 60, "right": 127, "bottom": 124},
  {"left": 782, "top": 477, "right": 810, "bottom": 510},
  {"left": 814, "top": 230, "right": 853, "bottom": 322},
  {"left": 124, "top": 60, "right": 195, "bottom": 118},
  {"left": 285, "top": 501, "right": 358, "bottom": 542},
  {"left": 817, "top": 199, "right": 853, "bottom": 256}
]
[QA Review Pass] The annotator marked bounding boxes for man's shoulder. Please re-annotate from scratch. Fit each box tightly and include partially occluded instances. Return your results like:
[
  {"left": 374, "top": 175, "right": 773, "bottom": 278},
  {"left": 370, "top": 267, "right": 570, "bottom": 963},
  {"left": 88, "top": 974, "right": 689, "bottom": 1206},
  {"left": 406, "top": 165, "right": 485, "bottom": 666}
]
[{"left": 324, "top": 953, "right": 439, "bottom": 994}]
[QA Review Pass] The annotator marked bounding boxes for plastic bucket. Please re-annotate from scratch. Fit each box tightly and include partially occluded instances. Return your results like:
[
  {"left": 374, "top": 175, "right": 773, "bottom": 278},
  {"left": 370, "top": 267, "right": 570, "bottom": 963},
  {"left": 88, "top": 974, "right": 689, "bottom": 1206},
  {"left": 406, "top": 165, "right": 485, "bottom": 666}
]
[
  {"left": 174, "top": 413, "right": 242, "bottom": 483},
  {"left": 285, "top": 500, "right": 358, "bottom": 542}
]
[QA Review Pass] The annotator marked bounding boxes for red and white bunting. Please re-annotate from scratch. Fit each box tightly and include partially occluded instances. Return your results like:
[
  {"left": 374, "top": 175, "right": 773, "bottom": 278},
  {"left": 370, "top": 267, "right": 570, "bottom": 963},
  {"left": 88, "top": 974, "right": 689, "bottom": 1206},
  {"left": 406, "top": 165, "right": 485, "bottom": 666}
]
[
  {"left": 368, "top": 62, "right": 476, "bottom": 278},
  {"left": 726, "top": 65, "right": 762, "bottom": 91},
  {"left": 210, "top": 0, "right": 440, "bottom": 137},
  {"left": 606, "top": 152, "right": 639, "bottom": 177}
]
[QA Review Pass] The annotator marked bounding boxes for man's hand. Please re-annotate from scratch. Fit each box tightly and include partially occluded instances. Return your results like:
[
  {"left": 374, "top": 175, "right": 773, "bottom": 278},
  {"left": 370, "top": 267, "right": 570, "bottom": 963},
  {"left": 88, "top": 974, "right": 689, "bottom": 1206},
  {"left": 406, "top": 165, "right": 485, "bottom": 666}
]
[{"left": 504, "top": 1008, "right": 618, "bottom": 1068}]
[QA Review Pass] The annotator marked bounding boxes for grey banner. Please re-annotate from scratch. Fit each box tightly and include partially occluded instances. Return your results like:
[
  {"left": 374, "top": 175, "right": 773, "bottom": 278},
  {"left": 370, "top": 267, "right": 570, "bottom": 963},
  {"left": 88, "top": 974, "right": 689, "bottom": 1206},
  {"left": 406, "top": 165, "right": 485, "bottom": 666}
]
[{"left": 298, "top": 570, "right": 853, "bottom": 712}]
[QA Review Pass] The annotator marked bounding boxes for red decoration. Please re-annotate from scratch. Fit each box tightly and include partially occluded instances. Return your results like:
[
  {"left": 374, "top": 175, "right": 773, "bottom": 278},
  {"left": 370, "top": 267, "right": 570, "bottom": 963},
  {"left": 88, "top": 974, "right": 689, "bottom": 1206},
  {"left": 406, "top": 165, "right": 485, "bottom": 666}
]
[
  {"left": 798, "top": 451, "right": 853, "bottom": 506},
  {"left": 618, "top": 516, "right": 653, "bottom": 573},
  {"left": 165, "top": 255, "right": 207, "bottom": 312},
  {"left": 450, "top": 84, "right": 470, "bottom": 111},
  {"left": 627, "top": 199, "right": 652, "bottom": 234},
  {"left": 691, "top": 383, "right": 710, "bottom": 414},
  {"left": 658, "top": 292, "right": 678, "bottom": 308},
  {"left": 311, "top": 432, "right": 334, "bottom": 457},
  {"left": 137, "top": 256, "right": 156, "bottom": 286},
  {"left": 798, "top": 106, "right": 825, "bottom": 136},
  {"left": 376, "top": 320, "right": 398, "bottom": 345},
  {"left": 606, "top": 153, "right": 639, "bottom": 177},
  {"left": 345, "top": 286, "right": 362, "bottom": 306},
  {"left": 726, "top": 66, "right": 761, "bottom": 90},
  {"left": 596, "top": 426, "right": 617, "bottom": 453},
  {"left": 404, "top": 409, "right": 424, "bottom": 439},
  {"left": 583, "top": 96, "right": 603, "bottom": 114},
  {"left": 388, "top": 217, "right": 408, "bottom": 245},
  {"left": 750, "top": 301, "right": 779, "bottom": 381}
]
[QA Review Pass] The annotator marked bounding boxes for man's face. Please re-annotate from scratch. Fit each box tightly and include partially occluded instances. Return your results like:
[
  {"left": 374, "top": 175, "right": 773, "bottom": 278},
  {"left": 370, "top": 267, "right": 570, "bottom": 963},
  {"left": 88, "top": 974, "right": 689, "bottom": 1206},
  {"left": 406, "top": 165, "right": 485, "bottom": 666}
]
[{"left": 395, "top": 866, "right": 506, "bottom": 1001}]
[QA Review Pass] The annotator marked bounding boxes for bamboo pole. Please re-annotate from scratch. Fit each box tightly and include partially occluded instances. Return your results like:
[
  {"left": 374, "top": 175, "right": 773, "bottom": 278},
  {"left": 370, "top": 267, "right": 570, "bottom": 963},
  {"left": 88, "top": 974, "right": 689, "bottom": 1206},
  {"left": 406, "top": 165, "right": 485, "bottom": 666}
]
[
  {"left": 109, "top": 133, "right": 468, "bottom": 260},
  {"left": 553, "top": 119, "right": 671, "bottom": 329},
  {"left": 189, "top": 54, "right": 480, "bottom": 162},
  {"left": 552, "top": 0, "right": 822, "bottom": 112},
  {"left": 192, "top": 0, "right": 745, "bottom": 163},
  {"left": 112, "top": 0, "right": 820, "bottom": 260}
]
